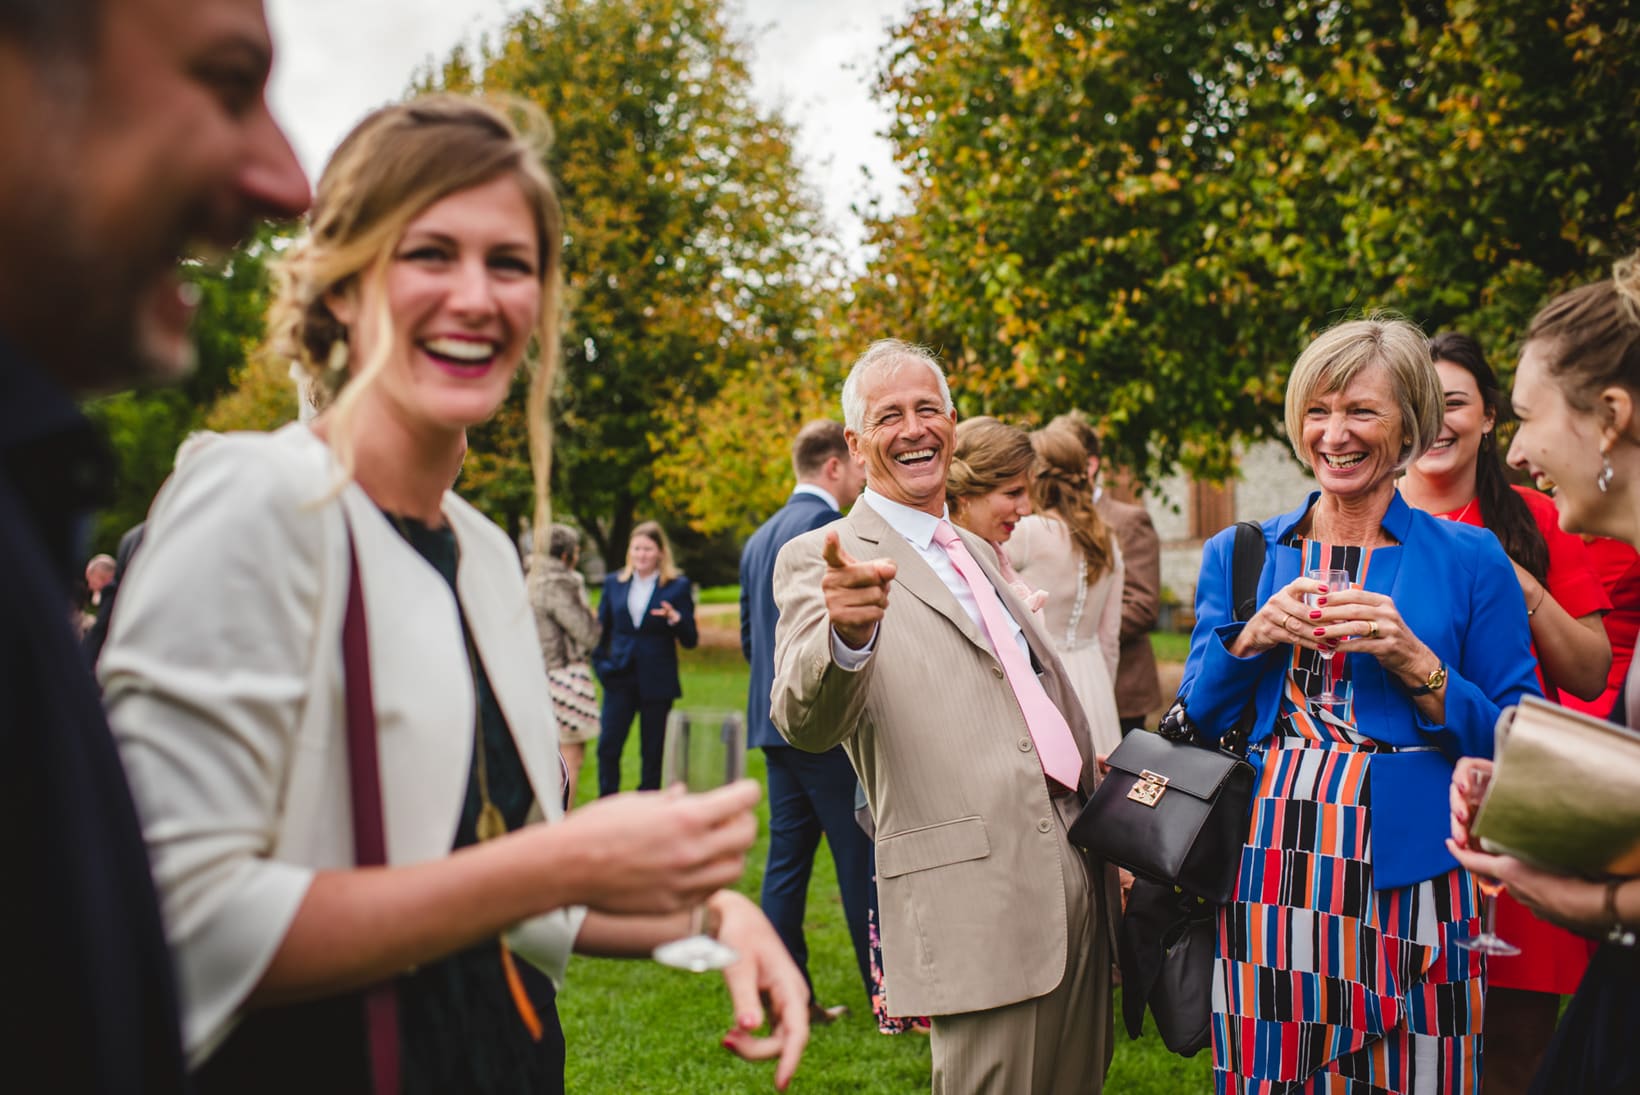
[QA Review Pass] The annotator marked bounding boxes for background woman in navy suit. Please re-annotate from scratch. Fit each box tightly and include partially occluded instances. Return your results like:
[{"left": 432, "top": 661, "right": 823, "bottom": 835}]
[{"left": 594, "top": 520, "right": 698, "bottom": 795}]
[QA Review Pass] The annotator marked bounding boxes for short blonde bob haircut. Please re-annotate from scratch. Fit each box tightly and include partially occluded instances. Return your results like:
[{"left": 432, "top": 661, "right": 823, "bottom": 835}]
[
  {"left": 265, "top": 93, "right": 564, "bottom": 549},
  {"left": 1283, "top": 314, "right": 1443, "bottom": 474}
]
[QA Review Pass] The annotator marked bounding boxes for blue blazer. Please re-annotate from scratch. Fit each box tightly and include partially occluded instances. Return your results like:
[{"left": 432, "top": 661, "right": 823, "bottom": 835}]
[
  {"left": 1181, "top": 490, "right": 1541, "bottom": 890},
  {"left": 739, "top": 491, "right": 842, "bottom": 749},
  {"left": 592, "top": 572, "right": 697, "bottom": 701}
]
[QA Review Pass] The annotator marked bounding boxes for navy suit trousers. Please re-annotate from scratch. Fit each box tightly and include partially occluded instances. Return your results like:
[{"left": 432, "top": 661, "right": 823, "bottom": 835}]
[
  {"left": 759, "top": 745, "right": 875, "bottom": 997},
  {"left": 597, "top": 686, "right": 671, "bottom": 796}
]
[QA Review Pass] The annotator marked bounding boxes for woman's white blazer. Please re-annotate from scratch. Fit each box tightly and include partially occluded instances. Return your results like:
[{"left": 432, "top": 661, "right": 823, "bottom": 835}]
[{"left": 100, "top": 423, "right": 583, "bottom": 1063}]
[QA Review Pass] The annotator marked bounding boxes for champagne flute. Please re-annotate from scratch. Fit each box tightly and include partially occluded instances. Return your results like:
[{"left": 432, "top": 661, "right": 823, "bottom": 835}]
[
  {"left": 1452, "top": 764, "right": 1520, "bottom": 955},
  {"left": 652, "top": 709, "right": 747, "bottom": 972},
  {"left": 1305, "top": 567, "right": 1353, "bottom": 705}
]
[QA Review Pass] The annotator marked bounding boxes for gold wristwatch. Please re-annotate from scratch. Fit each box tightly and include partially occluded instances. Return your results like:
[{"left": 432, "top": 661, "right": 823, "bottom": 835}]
[{"left": 1406, "top": 661, "right": 1447, "bottom": 696}]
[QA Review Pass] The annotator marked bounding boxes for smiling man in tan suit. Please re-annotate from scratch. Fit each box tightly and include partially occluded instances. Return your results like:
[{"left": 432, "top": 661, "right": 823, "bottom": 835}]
[{"left": 771, "top": 340, "right": 1115, "bottom": 1093}]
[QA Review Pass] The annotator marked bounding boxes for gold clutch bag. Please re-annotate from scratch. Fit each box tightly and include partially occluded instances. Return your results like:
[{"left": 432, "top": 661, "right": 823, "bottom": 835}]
[{"left": 1472, "top": 694, "right": 1640, "bottom": 876}]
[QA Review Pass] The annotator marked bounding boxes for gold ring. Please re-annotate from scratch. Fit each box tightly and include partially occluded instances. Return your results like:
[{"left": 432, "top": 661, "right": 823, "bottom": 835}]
[
  {"left": 1367, "top": 619, "right": 1380, "bottom": 639},
  {"left": 1284, "top": 613, "right": 1295, "bottom": 632}
]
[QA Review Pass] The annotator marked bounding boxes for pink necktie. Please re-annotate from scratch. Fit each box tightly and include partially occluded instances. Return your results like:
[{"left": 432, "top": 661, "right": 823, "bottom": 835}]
[{"left": 931, "top": 521, "right": 1083, "bottom": 790}]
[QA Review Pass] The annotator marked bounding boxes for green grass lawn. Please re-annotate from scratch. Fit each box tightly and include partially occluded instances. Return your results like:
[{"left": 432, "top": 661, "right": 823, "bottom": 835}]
[{"left": 562, "top": 644, "right": 1213, "bottom": 1093}]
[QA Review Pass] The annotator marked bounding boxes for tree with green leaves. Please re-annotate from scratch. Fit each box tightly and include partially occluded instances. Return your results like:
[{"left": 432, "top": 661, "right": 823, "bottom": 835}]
[
  {"left": 863, "top": 0, "right": 1639, "bottom": 484},
  {"left": 87, "top": 223, "right": 288, "bottom": 549},
  {"left": 432, "top": 0, "right": 835, "bottom": 565}
]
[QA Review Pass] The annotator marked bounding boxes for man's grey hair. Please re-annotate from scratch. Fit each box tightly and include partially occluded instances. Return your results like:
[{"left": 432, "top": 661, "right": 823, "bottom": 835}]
[{"left": 841, "top": 339, "right": 953, "bottom": 432}]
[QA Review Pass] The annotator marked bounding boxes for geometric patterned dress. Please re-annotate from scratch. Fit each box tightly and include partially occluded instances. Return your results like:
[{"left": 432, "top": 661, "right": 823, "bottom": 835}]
[{"left": 1212, "top": 540, "right": 1487, "bottom": 1094}]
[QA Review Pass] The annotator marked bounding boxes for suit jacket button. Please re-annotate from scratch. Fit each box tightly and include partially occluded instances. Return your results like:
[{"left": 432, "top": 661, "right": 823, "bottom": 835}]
[
  {"left": 1018, "top": 737, "right": 1032, "bottom": 752},
  {"left": 1037, "top": 818, "right": 1053, "bottom": 833},
  {"left": 991, "top": 663, "right": 1004, "bottom": 678}
]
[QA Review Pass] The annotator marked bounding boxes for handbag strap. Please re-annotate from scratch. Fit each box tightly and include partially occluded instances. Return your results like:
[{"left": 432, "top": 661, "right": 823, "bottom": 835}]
[
  {"left": 1217, "top": 520, "right": 1268, "bottom": 759},
  {"left": 341, "top": 531, "right": 401, "bottom": 1095}
]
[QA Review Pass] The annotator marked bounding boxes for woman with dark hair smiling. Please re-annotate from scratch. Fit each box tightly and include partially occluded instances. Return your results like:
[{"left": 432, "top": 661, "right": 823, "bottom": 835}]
[{"left": 1400, "top": 331, "right": 1610, "bottom": 1092}]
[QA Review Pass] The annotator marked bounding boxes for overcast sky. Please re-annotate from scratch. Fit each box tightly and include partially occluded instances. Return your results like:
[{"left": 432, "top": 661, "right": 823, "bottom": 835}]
[{"left": 265, "top": 0, "right": 910, "bottom": 258}]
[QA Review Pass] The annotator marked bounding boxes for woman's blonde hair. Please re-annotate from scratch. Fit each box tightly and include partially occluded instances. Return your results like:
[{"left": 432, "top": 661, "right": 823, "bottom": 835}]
[
  {"left": 1029, "top": 420, "right": 1115, "bottom": 582},
  {"left": 946, "top": 416, "right": 1034, "bottom": 513},
  {"left": 1282, "top": 313, "right": 1442, "bottom": 473},
  {"left": 265, "top": 93, "right": 564, "bottom": 548},
  {"left": 620, "top": 520, "right": 679, "bottom": 584}
]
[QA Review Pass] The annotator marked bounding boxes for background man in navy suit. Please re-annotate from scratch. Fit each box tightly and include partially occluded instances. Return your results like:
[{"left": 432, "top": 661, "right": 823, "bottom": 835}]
[{"left": 741, "top": 420, "right": 872, "bottom": 1022}]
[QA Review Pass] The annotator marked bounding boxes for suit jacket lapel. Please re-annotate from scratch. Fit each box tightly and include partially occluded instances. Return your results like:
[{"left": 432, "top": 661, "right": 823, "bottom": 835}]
[{"left": 847, "top": 502, "right": 989, "bottom": 654}]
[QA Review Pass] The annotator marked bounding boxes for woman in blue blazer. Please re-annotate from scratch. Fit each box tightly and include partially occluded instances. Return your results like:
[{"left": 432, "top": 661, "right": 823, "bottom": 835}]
[
  {"left": 593, "top": 521, "right": 698, "bottom": 795},
  {"left": 1181, "top": 317, "right": 1540, "bottom": 1094}
]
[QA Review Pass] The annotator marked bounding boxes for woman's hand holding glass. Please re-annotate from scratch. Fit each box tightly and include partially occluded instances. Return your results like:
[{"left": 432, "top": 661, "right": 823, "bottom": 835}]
[
  {"left": 1303, "top": 585, "right": 1440, "bottom": 686},
  {"left": 1232, "top": 575, "right": 1353, "bottom": 658},
  {"left": 546, "top": 778, "right": 760, "bottom": 917}
]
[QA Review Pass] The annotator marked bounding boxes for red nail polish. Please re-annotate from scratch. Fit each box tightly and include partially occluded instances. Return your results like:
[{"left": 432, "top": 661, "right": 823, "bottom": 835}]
[
  {"left": 1309, "top": 610, "right": 1322, "bottom": 619},
  {"left": 1314, "top": 628, "right": 1326, "bottom": 637},
  {"left": 1317, "top": 585, "right": 1330, "bottom": 594},
  {"left": 1317, "top": 597, "right": 1328, "bottom": 606}
]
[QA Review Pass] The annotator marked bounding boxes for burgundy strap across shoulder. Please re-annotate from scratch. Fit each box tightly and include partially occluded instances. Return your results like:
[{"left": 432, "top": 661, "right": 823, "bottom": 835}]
[{"left": 342, "top": 532, "right": 401, "bottom": 1095}]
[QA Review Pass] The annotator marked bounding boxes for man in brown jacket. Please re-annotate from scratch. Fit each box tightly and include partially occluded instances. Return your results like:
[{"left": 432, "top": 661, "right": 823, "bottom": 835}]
[{"left": 1051, "top": 413, "right": 1164, "bottom": 733}]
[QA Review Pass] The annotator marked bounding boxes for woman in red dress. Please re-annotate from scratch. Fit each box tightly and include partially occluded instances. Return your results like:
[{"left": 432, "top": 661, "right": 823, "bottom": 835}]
[{"left": 1400, "top": 331, "right": 1612, "bottom": 1094}]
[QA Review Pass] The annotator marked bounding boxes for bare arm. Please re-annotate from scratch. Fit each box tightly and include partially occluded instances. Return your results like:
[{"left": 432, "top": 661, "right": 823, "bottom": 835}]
[
  {"left": 255, "top": 783, "right": 759, "bottom": 1003},
  {"left": 1513, "top": 562, "right": 1611, "bottom": 701}
]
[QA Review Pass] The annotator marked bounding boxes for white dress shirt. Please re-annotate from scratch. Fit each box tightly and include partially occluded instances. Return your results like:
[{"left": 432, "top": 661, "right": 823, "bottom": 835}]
[
  {"left": 791, "top": 482, "right": 842, "bottom": 512},
  {"left": 832, "top": 488, "right": 1028, "bottom": 667},
  {"left": 627, "top": 570, "right": 658, "bottom": 627}
]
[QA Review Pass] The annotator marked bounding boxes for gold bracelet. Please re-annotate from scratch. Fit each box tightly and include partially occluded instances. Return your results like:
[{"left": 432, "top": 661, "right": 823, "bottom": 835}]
[{"left": 1605, "top": 878, "right": 1635, "bottom": 946}]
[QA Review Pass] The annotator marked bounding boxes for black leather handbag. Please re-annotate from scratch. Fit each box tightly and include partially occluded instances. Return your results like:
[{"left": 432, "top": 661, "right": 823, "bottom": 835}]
[
  {"left": 1069, "top": 520, "right": 1264, "bottom": 904},
  {"left": 1071, "top": 720, "right": 1255, "bottom": 904},
  {"left": 1070, "top": 521, "right": 1268, "bottom": 1057}
]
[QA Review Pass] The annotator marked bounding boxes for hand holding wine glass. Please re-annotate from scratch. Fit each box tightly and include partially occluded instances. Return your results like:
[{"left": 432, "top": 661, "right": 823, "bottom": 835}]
[
  {"left": 1449, "top": 758, "right": 1520, "bottom": 955},
  {"left": 1305, "top": 568, "right": 1353, "bottom": 705},
  {"left": 653, "top": 709, "right": 749, "bottom": 972}
]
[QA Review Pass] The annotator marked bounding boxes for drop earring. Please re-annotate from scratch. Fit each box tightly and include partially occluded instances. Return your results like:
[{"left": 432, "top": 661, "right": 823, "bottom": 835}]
[{"left": 1598, "top": 450, "right": 1615, "bottom": 494}]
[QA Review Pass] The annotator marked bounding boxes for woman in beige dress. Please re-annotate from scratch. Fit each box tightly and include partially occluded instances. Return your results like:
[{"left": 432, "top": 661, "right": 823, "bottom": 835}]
[{"left": 1007, "top": 419, "right": 1125, "bottom": 756}]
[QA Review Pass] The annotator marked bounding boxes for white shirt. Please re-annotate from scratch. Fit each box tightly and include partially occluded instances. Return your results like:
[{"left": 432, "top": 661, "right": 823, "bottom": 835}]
[
  {"left": 791, "top": 482, "right": 841, "bottom": 512},
  {"left": 627, "top": 570, "right": 658, "bottom": 627},
  {"left": 832, "top": 488, "right": 1028, "bottom": 668}
]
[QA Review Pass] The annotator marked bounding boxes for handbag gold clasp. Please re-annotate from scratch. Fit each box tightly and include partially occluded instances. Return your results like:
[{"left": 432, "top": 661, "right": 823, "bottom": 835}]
[{"left": 1127, "top": 769, "right": 1169, "bottom": 807}]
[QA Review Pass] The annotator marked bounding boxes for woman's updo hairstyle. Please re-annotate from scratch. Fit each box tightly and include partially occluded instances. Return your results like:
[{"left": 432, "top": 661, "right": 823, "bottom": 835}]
[
  {"left": 1526, "top": 252, "right": 1640, "bottom": 412},
  {"left": 946, "top": 417, "right": 1034, "bottom": 514},
  {"left": 1029, "top": 419, "right": 1115, "bottom": 582},
  {"left": 266, "top": 93, "right": 564, "bottom": 544}
]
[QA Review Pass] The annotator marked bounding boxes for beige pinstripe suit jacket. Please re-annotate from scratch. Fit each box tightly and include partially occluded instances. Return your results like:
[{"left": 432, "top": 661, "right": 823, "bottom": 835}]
[{"left": 770, "top": 500, "right": 1114, "bottom": 1018}]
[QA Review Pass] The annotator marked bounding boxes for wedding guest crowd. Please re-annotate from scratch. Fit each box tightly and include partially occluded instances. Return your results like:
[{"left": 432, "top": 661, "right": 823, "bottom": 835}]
[{"left": 9, "top": 2, "right": 1637, "bottom": 1093}]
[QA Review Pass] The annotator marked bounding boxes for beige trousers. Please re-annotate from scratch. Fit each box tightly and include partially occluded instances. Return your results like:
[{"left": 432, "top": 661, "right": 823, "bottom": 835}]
[{"left": 930, "top": 819, "right": 1114, "bottom": 1095}]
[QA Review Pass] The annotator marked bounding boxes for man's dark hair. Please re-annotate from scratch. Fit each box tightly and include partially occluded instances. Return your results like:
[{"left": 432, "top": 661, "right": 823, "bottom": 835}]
[
  {"left": 0, "top": 0, "right": 99, "bottom": 49},
  {"left": 1048, "top": 410, "right": 1102, "bottom": 461},
  {"left": 792, "top": 419, "right": 849, "bottom": 479}
]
